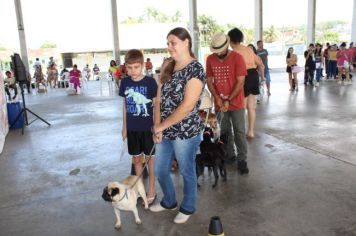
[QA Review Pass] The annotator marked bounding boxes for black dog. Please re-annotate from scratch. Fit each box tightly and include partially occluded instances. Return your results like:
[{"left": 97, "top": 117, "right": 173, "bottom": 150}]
[{"left": 196, "top": 127, "right": 228, "bottom": 188}]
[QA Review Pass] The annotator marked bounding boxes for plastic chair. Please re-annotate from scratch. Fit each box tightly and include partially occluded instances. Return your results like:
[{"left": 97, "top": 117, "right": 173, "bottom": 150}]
[{"left": 100, "top": 73, "right": 114, "bottom": 95}]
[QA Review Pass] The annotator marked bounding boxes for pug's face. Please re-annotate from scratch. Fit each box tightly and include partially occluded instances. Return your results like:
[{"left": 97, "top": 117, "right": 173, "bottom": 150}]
[{"left": 102, "top": 182, "right": 120, "bottom": 202}]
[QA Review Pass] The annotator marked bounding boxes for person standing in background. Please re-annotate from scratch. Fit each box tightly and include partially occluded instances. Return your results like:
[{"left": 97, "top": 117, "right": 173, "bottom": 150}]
[
  {"left": 256, "top": 40, "right": 271, "bottom": 96},
  {"left": 314, "top": 43, "right": 324, "bottom": 87},
  {"left": 304, "top": 43, "right": 316, "bottom": 86},
  {"left": 328, "top": 44, "right": 338, "bottom": 80},
  {"left": 228, "top": 28, "right": 264, "bottom": 139},
  {"left": 323, "top": 43, "right": 330, "bottom": 79}
]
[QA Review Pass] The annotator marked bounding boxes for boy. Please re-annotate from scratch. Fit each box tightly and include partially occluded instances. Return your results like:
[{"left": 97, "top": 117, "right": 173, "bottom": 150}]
[{"left": 119, "top": 49, "right": 158, "bottom": 205}]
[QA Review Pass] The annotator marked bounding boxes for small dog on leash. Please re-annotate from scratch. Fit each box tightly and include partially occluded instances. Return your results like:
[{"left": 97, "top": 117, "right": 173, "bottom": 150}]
[
  {"left": 200, "top": 111, "right": 221, "bottom": 140},
  {"left": 102, "top": 175, "right": 148, "bottom": 230},
  {"left": 196, "top": 127, "right": 229, "bottom": 188}
]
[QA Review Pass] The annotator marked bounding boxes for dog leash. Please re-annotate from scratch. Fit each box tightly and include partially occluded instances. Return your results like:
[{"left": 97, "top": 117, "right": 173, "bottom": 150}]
[{"left": 128, "top": 143, "right": 156, "bottom": 189}]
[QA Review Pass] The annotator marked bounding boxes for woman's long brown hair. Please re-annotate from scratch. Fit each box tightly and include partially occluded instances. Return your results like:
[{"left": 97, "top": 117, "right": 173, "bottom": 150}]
[{"left": 160, "top": 27, "right": 195, "bottom": 84}]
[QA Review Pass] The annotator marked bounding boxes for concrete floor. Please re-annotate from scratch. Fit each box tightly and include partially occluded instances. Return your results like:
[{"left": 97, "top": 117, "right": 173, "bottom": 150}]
[{"left": 0, "top": 71, "right": 356, "bottom": 236}]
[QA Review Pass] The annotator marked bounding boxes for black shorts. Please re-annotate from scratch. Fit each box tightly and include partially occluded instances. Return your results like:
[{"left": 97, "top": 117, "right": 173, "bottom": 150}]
[
  {"left": 127, "top": 130, "right": 155, "bottom": 156},
  {"left": 244, "top": 68, "right": 260, "bottom": 97},
  {"left": 286, "top": 66, "right": 292, "bottom": 73}
]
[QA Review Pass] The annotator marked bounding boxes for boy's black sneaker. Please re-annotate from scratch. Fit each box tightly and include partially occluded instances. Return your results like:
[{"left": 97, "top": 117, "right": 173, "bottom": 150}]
[{"left": 237, "top": 160, "right": 249, "bottom": 175}]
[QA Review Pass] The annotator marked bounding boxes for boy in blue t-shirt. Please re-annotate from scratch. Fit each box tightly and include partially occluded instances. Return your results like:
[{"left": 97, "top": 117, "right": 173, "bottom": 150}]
[{"left": 119, "top": 49, "right": 158, "bottom": 205}]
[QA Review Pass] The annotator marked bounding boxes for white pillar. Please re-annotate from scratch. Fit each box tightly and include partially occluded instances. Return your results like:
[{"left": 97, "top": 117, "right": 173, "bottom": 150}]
[
  {"left": 188, "top": 0, "right": 199, "bottom": 59},
  {"left": 352, "top": 0, "right": 356, "bottom": 43},
  {"left": 110, "top": 0, "right": 121, "bottom": 64},
  {"left": 14, "top": 0, "right": 29, "bottom": 72},
  {"left": 307, "top": 0, "right": 316, "bottom": 45},
  {"left": 255, "top": 0, "right": 263, "bottom": 42}
]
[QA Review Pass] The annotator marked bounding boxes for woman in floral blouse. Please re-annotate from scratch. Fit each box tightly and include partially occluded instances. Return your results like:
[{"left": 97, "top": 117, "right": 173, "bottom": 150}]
[{"left": 150, "top": 27, "right": 206, "bottom": 224}]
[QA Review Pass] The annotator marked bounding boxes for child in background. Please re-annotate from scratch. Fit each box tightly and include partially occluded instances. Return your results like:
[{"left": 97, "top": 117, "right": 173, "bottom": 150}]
[{"left": 119, "top": 49, "right": 158, "bottom": 205}]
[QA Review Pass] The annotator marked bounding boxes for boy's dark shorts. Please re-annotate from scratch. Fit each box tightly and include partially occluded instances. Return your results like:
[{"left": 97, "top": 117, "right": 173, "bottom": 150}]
[{"left": 127, "top": 130, "right": 155, "bottom": 156}]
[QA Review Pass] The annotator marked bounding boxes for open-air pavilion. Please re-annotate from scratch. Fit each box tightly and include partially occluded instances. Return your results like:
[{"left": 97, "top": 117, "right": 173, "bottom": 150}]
[{"left": 1, "top": 1, "right": 356, "bottom": 235}]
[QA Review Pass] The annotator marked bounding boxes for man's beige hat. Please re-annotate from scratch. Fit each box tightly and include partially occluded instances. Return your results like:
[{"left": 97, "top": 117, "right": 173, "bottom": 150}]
[{"left": 210, "top": 32, "right": 230, "bottom": 53}]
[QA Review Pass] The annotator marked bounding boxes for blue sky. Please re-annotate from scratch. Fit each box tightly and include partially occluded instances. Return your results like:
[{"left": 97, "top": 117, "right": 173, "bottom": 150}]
[{"left": 0, "top": 0, "right": 353, "bottom": 49}]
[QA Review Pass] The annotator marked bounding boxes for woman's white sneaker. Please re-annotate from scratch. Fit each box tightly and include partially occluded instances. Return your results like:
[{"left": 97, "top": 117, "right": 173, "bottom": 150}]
[
  {"left": 173, "top": 212, "right": 191, "bottom": 224},
  {"left": 150, "top": 203, "right": 177, "bottom": 212}
]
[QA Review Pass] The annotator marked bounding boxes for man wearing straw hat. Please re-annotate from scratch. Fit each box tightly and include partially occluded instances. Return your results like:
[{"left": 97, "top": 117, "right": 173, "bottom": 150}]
[{"left": 206, "top": 32, "right": 249, "bottom": 174}]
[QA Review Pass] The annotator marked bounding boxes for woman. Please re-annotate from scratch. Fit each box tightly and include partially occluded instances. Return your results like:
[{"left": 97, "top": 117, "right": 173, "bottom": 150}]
[
  {"left": 328, "top": 45, "right": 338, "bottom": 80},
  {"left": 336, "top": 42, "right": 351, "bottom": 85},
  {"left": 248, "top": 43, "right": 265, "bottom": 103},
  {"left": 150, "top": 27, "right": 206, "bottom": 224},
  {"left": 286, "top": 47, "right": 298, "bottom": 91},
  {"left": 69, "top": 64, "right": 81, "bottom": 94},
  {"left": 228, "top": 28, "right": 264, "bottom": 139},
  {"left": 47, "top": 63, "right": 58, "bottom": 88},
  {"left": 314, "top": 43, "right": 323, "bottom": 87},
  {"left": 108, "top": 60, "right": 118, "bottom": 80},
  {"left": 33, "top": 65, "right": 45, "bottom": 89}
]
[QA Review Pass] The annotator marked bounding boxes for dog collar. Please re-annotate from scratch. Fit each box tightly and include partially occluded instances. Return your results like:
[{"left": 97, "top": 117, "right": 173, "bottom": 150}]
[
  {"left": 217, "top": 140, "right": 225, "bottom": 145},
  {"left": 118, "top": 188, "right": 129, "bottom": 202}
]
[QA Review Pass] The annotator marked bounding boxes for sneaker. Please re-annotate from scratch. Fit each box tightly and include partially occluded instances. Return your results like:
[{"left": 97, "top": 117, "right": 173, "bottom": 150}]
[
  {"left": 174, "top": 212, "right": 191, "bottom": 224},
  {"left": 150, "top": 203, "right": 177, "bottom": 212},
  {"left": 315, "top": 82, "right": 319, "bottom": 87},
  {"left": 338, "top": 80, "right": 342, "bottom": 85},
  {"left": 237, "top": 160, "right": 249, "bottom": 175}
]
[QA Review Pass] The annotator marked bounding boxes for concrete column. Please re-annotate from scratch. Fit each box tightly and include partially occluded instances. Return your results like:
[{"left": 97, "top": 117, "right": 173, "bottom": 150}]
[
  {"left": 255, "top": 0, "right": 263, "bottom": 42},
  {"left": 352, "top": 0, "right": 356, "bottom": 43},
  {"left": 14, "top": 0, "right": 29, "bottom": 72},
  {"left": 188, "top": 0, "right": 200, "bottom": 60},
  {"left": 307, "top": 0, "right": 316, "bottom": 45},
  {"left": 110, "top": 0, "right": 121, "bottom": 64}
]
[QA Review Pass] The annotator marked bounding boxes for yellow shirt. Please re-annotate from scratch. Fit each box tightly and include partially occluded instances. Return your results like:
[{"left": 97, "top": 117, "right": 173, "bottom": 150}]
[
  {"left": 109, "top": 66, "right": 118, "bottom": 75},
  {"left": 329, "top": 51, "right": 337, "bottom": 61}
]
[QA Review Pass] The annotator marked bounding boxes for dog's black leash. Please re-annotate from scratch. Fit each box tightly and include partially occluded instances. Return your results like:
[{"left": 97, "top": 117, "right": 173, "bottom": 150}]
[{"left": 128, "top": 143, "right": 156, "bottom": 189}]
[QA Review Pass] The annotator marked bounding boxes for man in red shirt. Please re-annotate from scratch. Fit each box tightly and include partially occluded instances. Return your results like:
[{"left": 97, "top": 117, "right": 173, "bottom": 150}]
[{"left": 206, "top": 32, "right": 249, "bottom": 174}]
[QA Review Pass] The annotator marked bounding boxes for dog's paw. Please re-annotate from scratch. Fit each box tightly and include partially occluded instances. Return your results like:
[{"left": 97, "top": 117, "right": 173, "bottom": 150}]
[
  {"left": 135, "top": 219, "right": 142, "bottom": 225},
  {"left": 114, "top": 224, "right": 121, "bottom": 230}
]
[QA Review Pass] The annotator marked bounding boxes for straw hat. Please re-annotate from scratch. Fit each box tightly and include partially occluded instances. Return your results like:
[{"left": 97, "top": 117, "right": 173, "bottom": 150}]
[{"left": 210, "top": 32, "right": 230, "bottom": 53}]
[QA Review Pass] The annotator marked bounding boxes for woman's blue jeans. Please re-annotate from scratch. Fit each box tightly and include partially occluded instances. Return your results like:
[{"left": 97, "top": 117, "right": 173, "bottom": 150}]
[
  {"left": 316, "top": 68, "right": 322, "bottom": 82},
  {"left": 154, "top": 134, "right": 201, "bottom": 215}
]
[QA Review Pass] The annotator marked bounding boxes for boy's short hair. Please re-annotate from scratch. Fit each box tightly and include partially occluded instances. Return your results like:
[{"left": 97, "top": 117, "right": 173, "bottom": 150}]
[{"left": 125, "top": 49, "right": 144, "bottom": 65}]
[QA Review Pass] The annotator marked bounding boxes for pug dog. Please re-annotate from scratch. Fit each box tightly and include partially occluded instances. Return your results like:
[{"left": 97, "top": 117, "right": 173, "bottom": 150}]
[{"left": 102, "top": 175, "right": 148, "bottom": 229}]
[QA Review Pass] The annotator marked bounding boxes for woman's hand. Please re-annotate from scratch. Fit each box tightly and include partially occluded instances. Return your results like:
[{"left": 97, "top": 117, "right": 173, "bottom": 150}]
[
  {"left": 152, "top": 124, "right": 163, "bottom": 144},
  {"left": 152, "top": 132, "right": 163, "bottom": 144}
]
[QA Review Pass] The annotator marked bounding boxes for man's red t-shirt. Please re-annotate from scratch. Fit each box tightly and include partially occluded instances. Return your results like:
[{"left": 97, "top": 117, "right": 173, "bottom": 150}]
[{"left": 206, "top": 51, "right": 247, "bottom": 110}]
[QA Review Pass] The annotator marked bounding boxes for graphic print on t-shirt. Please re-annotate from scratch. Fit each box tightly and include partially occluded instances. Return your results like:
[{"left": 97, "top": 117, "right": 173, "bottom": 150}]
[
  {"left": 212, "top": 65, "right": 230, "bottom": 97},
  {"left": 125, "top": 87, "right": 152, "bottom": 117}
]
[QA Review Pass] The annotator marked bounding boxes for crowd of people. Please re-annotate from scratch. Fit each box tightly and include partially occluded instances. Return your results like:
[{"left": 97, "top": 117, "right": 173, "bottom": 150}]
[{"left": 286, "top": 42, "right": 355, "bottom": 90}]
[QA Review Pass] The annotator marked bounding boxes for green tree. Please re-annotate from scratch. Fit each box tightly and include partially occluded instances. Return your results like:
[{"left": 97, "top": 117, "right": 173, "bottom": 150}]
[
  {"left": 121, "top": 17, "right": 142, "bottom": 24},
  {"left": 263, "top": 26, "right": 278, "bottom": 43},
  {"left": 40, "top": 40, "right": 57, "bottom": 48},
  {"left": 171, "top": 11, "right": 182, "bottom": 22},
  {"left": 317, "top": 31, "right": 340, "bottom": 43},
  {"left": 198, "top": 15, "right": 224, "bottom": 47},
  {"left": 121, "top": 7, "right": 182, "bottom": 24}
]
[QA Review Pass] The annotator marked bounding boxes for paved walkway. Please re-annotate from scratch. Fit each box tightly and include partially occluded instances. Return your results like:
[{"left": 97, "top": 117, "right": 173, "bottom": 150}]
[{"left": 0, "top": 70, "right": 355, "bottom": 236}]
